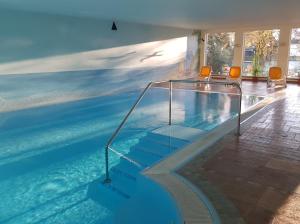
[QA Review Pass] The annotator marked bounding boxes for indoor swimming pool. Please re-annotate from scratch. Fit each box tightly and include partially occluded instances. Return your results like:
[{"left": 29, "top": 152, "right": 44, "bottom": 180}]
[{"left": 0, "top": 87, "right": 264, "bottom": 224}]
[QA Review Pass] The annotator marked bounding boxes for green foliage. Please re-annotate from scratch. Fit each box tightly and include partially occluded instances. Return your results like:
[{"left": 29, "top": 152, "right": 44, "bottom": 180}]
[
  {"left": 206, "top": 30, "right": 279, "bottom": 76},
  {"left": 245, "top": 30, "right": 279, "bottom": 76},
  {"left": 252, "top": 53, "right": 261, "bottom": 76},
  {"left": 206, "top": 33, "right": 234, "bottom": 74}
]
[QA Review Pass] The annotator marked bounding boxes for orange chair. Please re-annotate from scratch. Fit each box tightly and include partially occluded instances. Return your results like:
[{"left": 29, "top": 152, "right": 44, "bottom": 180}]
[
  {"left": 267, "top": 67, "right": 286, "bottom": 88},
  {"left": 226, "top": 66, "right": 242, "bottom": 85},
  {"left": 199, "top": 66, "right": 212, "bottom": 80}
]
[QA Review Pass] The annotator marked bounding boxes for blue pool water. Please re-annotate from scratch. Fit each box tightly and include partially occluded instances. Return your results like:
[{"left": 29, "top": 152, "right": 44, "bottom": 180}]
[{"left": 0, "top": 87, "right": 263, "bottom": 224}]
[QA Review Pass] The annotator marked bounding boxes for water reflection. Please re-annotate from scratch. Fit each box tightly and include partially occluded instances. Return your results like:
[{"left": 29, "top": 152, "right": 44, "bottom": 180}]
[{"left": 171, "top": 89, "right": 264, "bottom": 130}]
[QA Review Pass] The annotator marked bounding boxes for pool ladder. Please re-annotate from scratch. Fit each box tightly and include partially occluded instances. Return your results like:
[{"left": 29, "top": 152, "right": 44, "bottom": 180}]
[{"left": 104, "top": 79, "right": 242, "bottom": 183}]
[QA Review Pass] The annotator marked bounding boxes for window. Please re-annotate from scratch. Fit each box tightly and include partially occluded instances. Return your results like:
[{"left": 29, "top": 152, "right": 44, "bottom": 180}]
[
  {"left": 205, "top": 32, "right": 235, "bottom": 75},
  {"left": 242, "top": 30, "right": 280, "bottom": 77},
  {"left": 288, "top": 28, "right": 300, "bottom": 79}
]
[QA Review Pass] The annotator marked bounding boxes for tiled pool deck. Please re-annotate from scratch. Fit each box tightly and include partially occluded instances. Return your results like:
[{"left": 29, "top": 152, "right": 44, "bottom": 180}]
[{"left": 178, "top": 81, "right": 300, "bottom": 224}]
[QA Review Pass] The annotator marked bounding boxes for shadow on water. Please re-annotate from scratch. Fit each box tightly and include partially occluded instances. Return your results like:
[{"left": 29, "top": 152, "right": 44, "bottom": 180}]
[
  {"left": 0, "top": 136, "right": 104, "bottom": 181},
  {"left": 1, "top": 182, "right": 90, "bottom": 224}
]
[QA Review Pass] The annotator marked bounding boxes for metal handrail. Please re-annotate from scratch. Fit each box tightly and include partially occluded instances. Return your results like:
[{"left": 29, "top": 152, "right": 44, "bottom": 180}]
[
  {"left": 103, "top": 81, "right": 166, "bottom": 183},
  {"left": 104, "top": 79, "right": 242, "bottom": 183},
  {"left": 170, "top": 79, "right": 242, "bottom": 136}
]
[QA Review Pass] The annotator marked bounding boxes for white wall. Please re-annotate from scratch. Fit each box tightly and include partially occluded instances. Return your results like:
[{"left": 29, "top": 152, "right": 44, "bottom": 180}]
[
  {"left": 2, "top": 0, "right": 300, "bottom": 30},
  {"left": 0, "top": 8, "right": 192, "bottom": 69},
  {"left": 0, "top": 8, "right": 199, "bottom": 112}
]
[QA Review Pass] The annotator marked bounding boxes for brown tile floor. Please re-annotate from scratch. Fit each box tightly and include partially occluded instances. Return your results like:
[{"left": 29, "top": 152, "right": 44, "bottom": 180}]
[{"left": 178, "top": 82, "right": 300, "bottom": 224}]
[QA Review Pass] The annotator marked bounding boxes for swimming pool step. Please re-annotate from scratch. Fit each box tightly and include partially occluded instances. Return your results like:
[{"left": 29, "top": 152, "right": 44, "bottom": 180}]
[
  {"left": 111, "top": 160, "right": 142, "bottom": 181},
  {"left": 148, "top": 132, "right": 190, "bottom": 144},
  {"left": 109, "top": 171, "right": 138, "bottom": 197},
  {"left": 92, "top": 180, "right": 130, "bottom": 209},
  {"left": 132, "top": 145, "right": 166, "bottom": 158},
  {"left": 124, "top": 149, "right": 159, "bottom": 168},
  {"left": 152, "top": 125, "right": 206, "bottom": 142},
  {"left": 141, "top": 137, "right": 178, "bottom": 151},
  {"left": 141, "top": 134, "right": 189, "bottom": 151},
  {"left": 93, "top": 171, "right": 138, "bottom": 206},
  {"left": 97, "top": 130, "right": 196, "bottom": 211},
  {"left": 113, "top": 132, "right": 192, "bottom": 172}
]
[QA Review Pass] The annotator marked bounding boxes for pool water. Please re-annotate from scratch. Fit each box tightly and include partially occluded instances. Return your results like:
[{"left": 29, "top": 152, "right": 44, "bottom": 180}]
[{"left": 0, "top": 87, "right": 264, "bottom": 224}]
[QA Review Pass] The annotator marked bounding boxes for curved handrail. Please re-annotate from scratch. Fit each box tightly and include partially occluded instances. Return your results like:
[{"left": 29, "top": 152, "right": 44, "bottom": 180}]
[{"left": 104, "top": 79, "right": 242, "bottom": 183}]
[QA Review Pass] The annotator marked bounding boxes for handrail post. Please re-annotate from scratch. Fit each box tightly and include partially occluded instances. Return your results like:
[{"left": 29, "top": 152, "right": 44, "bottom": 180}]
[
  {"left": 169, "top": 81, "right": 172, "bottom": 125},
  {"left": 229, "top": 82, "right": 242, "bottom": 136},
  {"left": 237, "top": 95, "right": 241, "bottom": 136},
  {"left": 236, "top": 84, "right": 242, "bottom": 136},
  {"left": 103, "top": 82, "right": 154, "bottom": 184},
  {"left": 104, "top": 145, "right": 111, "bottom": 183}
]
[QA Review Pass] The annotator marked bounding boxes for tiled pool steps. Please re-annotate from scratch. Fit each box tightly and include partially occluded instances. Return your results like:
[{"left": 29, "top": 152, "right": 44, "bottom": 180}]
[{"left": 96, "top": 128, "right": 193, "bottom": 210}]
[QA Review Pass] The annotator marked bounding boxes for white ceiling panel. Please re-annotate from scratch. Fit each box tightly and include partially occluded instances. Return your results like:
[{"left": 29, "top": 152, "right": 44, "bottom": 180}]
[{"left": 0, "top": 0, "right": 300, "bottom": 29}]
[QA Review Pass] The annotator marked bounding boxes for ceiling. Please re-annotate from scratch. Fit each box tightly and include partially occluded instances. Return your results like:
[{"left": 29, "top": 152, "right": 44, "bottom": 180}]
[{"left": 1, "top": 0, "right": 300, "bottom": 29}]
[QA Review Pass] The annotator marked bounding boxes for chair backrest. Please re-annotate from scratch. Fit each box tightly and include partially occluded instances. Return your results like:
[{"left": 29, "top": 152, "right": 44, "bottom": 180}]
[
  {"left": 269, "top": 67, "right": 282, "bottom": 80},
  {"left": 199, "top": 66, "right": 211, "bottom": 78},
  {"left": 229, "top": 66, "right": 241, "bottom": 79}
]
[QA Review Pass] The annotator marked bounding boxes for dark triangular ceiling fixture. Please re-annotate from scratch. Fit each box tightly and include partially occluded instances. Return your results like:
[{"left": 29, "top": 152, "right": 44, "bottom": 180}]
[{"left": 112, "top": 21, "right": 117, "bottom": 31}]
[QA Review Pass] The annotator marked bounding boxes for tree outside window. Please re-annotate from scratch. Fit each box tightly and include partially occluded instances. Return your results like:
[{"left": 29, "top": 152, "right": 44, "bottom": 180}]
[
  {"left": 205, "top": 32, "right": 235, "bottom": 75},
  {"left": 288, "top": 28, "right": 300, "bottom": 78},
  {"left": 243, "top": 30, "right": 280, "bottom": 77}
]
